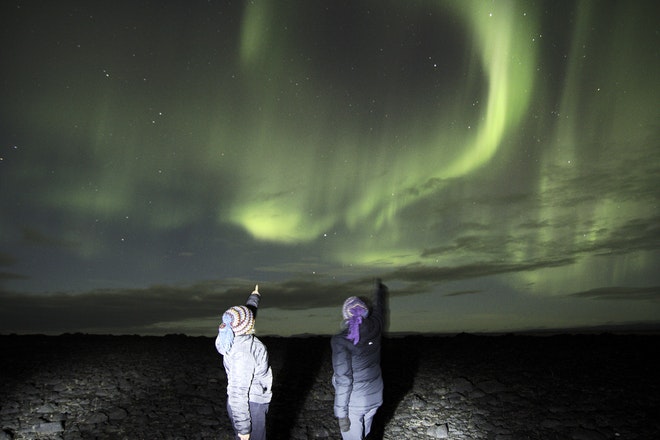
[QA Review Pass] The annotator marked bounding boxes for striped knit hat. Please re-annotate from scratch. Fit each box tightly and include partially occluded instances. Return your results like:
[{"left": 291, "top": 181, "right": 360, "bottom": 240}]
[
  {"left": 217, "top": 306, "right": 255, "bottom": 354},
  {"left": 221, "top": 306, "right": 255, "bottom": 335}
]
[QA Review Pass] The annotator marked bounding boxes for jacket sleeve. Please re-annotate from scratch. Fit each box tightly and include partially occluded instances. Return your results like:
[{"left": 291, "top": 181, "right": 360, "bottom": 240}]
[
  {"left": 245, "top": 291, "right": 261, "bottom": 318},
  {"left": 331, "top": 337, "right": 353, "bottom": 418},
  {"left": 372, "top": 280, "right": 388, "bottom": 329},
  {"left": 226, "top": 351, "right": 255, "bottom": 435}
]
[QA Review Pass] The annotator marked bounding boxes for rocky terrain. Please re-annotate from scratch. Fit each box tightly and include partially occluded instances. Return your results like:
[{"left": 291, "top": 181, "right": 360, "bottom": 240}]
[{"left": 1, "top": 333, "right": 658, "bottom": 439}]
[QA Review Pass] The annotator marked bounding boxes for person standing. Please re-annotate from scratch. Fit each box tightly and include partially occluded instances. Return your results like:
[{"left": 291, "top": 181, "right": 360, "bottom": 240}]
[
  {"left": 216, "top": 285, "right": 272, "bottom": 440},
  {"left": 331, "top": 279, "right": 388, "bottom": 440}
]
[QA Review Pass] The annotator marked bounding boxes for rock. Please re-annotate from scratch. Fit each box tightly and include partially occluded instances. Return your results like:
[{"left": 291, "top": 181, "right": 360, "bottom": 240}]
[
  {"left": 426, "top": 422, "right": 449, "bottom": 438},
  {"left": 85, "top": 411, "right": 109, "bottom": 424},
  {"left": 477, "top": 379, "right": 507, "bottom": 394},
  {"left": 108, "top": 407, "right": 128, "bottom": 420},
  {"left": 450, "top": 377, "right": 474, "bottom": 394},
  {"left": 35, "top": 403, "right": 57, "bottom": 413},
  {"left": 407, "top": 393, "right": 427, "bottom": 409},
  {"left": 28, "top": 421, "right": 64, "bottom": 433},
  {"left": 570, "top": 427, "right": 607, "bottom": 440}
]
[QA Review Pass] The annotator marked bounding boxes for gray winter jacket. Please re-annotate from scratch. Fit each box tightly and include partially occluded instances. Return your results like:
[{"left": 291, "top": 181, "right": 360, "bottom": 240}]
[
  {"left": 331, "top": 282, "right": 388, "bottom": 417},
  {"left": 215, "top": 293, "right": 273, "bottom": 435}
]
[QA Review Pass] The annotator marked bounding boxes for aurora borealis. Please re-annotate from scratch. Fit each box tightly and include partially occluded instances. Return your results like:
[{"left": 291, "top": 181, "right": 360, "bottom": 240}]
[{"left": 1, "top": 0, "right": 658, "bottom": 336}]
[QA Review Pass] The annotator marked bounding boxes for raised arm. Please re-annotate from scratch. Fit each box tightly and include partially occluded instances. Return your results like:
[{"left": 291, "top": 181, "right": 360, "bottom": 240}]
[
  {"left": 245, "top": 284, "right": 261, "bottom": 318},
  {"left": 372, "top": 279, "right": 388, "bottom": 327}
]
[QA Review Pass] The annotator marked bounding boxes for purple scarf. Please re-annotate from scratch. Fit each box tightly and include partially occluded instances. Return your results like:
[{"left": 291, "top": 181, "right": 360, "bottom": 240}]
[
  {"left": 342, "top": 296, "right": 369, "bottom": 345},
  {"left": 347, "top": 314, "right": 364, "bottom": 345}
]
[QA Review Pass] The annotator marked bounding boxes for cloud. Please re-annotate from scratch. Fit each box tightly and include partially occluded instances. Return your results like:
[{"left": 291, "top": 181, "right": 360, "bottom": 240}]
[
  {"left": 0, "top": 277, "right": 379, "bottom": 334},
  {"left": 587, "top": 217, "right": 660, "bottom": 256},
  {"left": 0, "top": 254, "right": 585, "bottom": 333},
  {"left": 0, "top": 252, "right": 17, "bottom": 266},
  {"left": 384, "top": 257, "right": 576, "bottom": 284},
  {"left": 0, "top": 272, "right": 28, "bottom": 281},
  {"left": 0, "top": 253, "right": 26, "bottom": 286},
  {"left": 443, "top": 290, "right": 482, "bottom": 297},
  {"left": 422, "top": 213, "right": 659, "bottom": 268},
  {"left": 421, "top": 234, "right": 518, "bottom": 258},
  {"left": 568, "top": 286, "right": 660, "bottom": 301},
  {"left": 21, "top": 226, "right": 77, "bottom": 249}
]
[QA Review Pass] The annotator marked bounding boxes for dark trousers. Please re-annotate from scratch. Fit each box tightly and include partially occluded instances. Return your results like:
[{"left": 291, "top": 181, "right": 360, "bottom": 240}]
[
  {"left": 227, "top": 401, "right": 269, "bottom": 440},
  {"left": 342, "top": 406, "right": 379, "bottom": 440}
]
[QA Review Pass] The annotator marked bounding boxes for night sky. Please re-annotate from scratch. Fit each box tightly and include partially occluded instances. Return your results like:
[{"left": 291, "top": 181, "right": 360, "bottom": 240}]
[{"left": 1, "top": 1, "right": 658, "bottom": 336}]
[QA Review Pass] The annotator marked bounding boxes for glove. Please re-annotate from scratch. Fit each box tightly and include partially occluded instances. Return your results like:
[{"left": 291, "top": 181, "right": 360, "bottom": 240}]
[{"left": 338, "top": 417, "right": 350, "bottom": 432}]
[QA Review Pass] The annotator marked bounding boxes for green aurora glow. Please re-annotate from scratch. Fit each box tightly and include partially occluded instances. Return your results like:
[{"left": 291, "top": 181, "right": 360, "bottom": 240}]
[{"left": 0, "top": 0, "right": 658, "bottom": 335}]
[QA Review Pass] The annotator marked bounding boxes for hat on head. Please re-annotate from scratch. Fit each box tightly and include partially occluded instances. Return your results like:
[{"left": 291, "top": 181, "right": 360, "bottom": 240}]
[
  {"left": 216, "top": 306, "right": 255, "bottom": 355},
  {"left": 221, "top": 305, "right": 255, "bottom": 335},
  {"left": 342, "top": 296, "right": 369, "bottom": 320}
]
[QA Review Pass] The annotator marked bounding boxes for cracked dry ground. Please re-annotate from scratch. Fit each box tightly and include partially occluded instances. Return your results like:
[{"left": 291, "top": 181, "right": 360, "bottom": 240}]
[{"left": 1, "top": 333, "right": 658, "bottom": 439}]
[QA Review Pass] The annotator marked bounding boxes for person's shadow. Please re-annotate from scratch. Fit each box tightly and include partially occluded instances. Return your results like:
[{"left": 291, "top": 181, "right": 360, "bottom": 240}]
[
  {"left": 368, "top": 335, "right": 421, "bottom": 439},
  {"left": 266, "top": 336, "right": 328, "bottom": 440}
]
